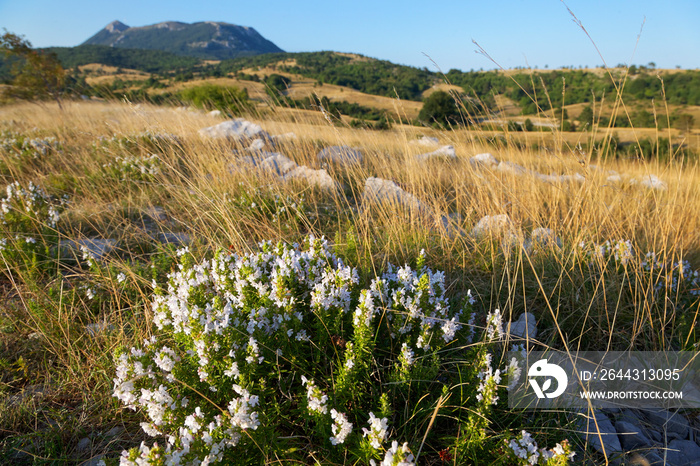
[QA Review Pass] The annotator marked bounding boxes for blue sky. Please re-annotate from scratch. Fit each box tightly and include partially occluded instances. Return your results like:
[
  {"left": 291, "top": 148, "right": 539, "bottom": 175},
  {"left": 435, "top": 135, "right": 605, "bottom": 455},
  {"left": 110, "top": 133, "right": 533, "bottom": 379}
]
[{"left": 0, "top": 0, "right": 698, "bottom": 71}]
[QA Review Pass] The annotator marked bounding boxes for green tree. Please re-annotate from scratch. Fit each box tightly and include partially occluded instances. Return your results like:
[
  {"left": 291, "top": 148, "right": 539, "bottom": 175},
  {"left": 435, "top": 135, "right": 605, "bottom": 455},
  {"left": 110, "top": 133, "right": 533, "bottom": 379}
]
[
  {"left": 578, "top": 105, "right": 594, "bottom": 128},
  {"left": 0, "top": 31, "right": 66, "bottom": 108},
  {"left": 418, "top": 90, "right": 460, "bottom": 128}
]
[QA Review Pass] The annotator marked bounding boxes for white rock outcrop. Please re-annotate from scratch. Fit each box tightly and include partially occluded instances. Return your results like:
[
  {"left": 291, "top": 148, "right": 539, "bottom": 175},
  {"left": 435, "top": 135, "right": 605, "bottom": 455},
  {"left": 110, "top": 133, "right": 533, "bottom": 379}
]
[
  {"left": 318, "top": 146, "right": 363, "bottom": 165},
  {"left": 469, "top": 152, "right": 499, "bottom": 168},
  {"left": 415, "top": 145, "right": 456, "bottom": 162},
  {"left": 362, "top": 177, "right": 425, "bottom": 213},
  {"left": 199, "top": 118, "right": 270, "bottom": 141},
  {"left": 509, "top": 312, "right": 537, "bottom": 339},
  {"left": 284, "top": 166, "right": 337, "bottom": 192}
]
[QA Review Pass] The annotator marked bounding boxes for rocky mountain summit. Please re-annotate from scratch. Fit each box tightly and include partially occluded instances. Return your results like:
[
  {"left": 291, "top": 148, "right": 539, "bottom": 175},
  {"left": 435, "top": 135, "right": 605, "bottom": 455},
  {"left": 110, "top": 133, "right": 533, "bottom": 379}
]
[{"left": 82, "top": 20, "right": 284, "bottom": 60}]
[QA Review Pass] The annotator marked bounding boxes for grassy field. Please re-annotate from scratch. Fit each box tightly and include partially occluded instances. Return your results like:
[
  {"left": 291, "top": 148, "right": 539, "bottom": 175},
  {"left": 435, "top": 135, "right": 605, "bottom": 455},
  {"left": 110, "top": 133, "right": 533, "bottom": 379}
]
[{"left": 0, "top": 97, "right": 699, "bottom": 464}]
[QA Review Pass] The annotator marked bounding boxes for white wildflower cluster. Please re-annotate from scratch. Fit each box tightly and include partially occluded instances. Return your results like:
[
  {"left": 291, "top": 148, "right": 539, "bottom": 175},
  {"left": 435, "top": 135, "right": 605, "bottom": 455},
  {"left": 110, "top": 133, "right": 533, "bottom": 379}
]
[
  {"left": 485, "top": 308, "right": 504, "bottom": 341},
  {"left": 114, "top": 236, "right": 360, "bottom": 463},
  {"left": 357, "top": 262, "right": 469, "bottom": 354},
  {"left": 579, "top": 239, "right": 700, "bottom": 296},
  {"left": 0, "top": 131, "right": 60, "bottom": 160},
  {"left": 476, "top": 353, "right": 501, "bottom": 406},
  {"left": 329, "top": 409, "right": 353, "bottom": 445},
  {"left": 362, "top": 412, "right": 389, "bottom": 449},
  {"left": 301, "top": 375, "right": 328, "bottom": 415},
  {"left": 1, "top": 181, "right": 63, "bottom": 231},
  {"left": 398, "top": 343, "right": 415, "bottom": 368},
  {"left": 370, "top": 440, "right": 416, "bottom": 466},
  {"left": 508, "top": 430, "right": 574, "bottom": 465},
  {"left": 104, "top": 153, "right": 162, "bottom": 180},
  {"left": 113, "top": 236, "right": 477, "bottom": 463},
  {"left": 505, "top": 355, "right": 522, "bottom": 392}
]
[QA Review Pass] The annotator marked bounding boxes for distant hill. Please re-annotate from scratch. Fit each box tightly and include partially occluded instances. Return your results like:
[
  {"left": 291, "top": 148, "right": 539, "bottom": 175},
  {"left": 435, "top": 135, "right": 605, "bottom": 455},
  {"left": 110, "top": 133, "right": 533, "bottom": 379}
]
[
  {"left": 45, "top": 45, "right": 201, "bottom": 74},
  {"left": 82, "top": 20, "right": 284, "bottom": 60}
]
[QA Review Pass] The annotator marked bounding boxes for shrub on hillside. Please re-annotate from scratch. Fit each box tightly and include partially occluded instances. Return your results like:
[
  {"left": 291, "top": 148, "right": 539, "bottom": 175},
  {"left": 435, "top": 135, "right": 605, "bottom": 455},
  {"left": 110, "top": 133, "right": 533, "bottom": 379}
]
[
  {"left": 178, "top": 83, "right": 251, "bottom": 115},
  {"left": 418, "top": 90, "right": 461, "bottom": 128}
]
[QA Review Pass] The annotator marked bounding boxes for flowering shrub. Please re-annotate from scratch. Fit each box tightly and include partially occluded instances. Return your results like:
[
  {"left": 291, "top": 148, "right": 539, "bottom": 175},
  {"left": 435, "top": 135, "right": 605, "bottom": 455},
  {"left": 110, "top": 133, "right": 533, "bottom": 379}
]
[
  {"left": 113, "top": 237, "right": 574, "bottom": 465},
  {"left": 103, "top": 154, "right": 162, "bottom": 181},
  {"left": 0, "top": 180, "right": 66, "bottom": 273},
  {"left": 0, "top": 130, "right": 61, "bottom": 163},
  {"left": 507, "top": 430, "right": 574, "bottom": 465}
]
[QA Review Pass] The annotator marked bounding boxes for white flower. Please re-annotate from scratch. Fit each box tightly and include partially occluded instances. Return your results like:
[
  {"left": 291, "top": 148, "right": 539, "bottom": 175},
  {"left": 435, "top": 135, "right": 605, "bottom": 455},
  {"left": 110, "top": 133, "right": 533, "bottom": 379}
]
[
  {"left": 329, "top": 409, "right": 352, "bottom": 445},
  {"left": 505, "top": 357, "right": 522, "bottom": 392},
  {"left": 370, "top": 441, "right": 415, "bottom": 466},
  {"left": 117, "top": 272, "right": 126, "bottom": 283},
  {"left": 362, "top": 412, "right": 389, "bottom": 449},
  {"left": 399, "top": 343, "right": 415, "bottom": 368},
  {"left": 476, "top": 353, "right": 501, "bottom": 405},
  {"left": 301, "top": 376, "right": 328, "bottom": 415},
  {"left": 486, "top": 308, "right": 503, "bottom": 341}
]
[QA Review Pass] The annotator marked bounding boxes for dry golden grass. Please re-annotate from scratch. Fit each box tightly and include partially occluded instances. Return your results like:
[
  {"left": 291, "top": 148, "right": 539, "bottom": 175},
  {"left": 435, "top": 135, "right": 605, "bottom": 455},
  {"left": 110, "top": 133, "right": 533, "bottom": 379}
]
[{"left": 1, "top": 96, "right": 699, "bottom": 463}]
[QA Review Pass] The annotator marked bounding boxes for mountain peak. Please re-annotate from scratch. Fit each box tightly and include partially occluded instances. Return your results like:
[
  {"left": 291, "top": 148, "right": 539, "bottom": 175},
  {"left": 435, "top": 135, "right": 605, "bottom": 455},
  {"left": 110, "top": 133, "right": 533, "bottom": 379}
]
[
  {"left": 82, "top": 20, "right": 284, "bottom": 60},
  {"left": 105, "top": 20, "right": 129, "bottom": 33}
]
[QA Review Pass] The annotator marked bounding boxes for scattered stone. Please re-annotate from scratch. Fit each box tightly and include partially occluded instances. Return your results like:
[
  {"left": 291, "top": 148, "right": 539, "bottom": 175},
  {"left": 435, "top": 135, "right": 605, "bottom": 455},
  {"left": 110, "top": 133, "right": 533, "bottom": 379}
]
[
  {"left": 665, "top": 439, "right": 700, "bottom": 465},
  {"left": 198, "top": 118, "right": 270, "bottom": 141},
  {"left": 531, "top": 227, "right": 562, "bottom": 249},
  {"left": 639, "top": 174, "right": 668, "bottom": 191},
  {"left": 415, "top": 145, "right": 456, "bottom": 162},
  {"left": 59, "top": 238, "right": 118, "bottom": 262},
  {"left": 496, "top": 161, "right": 529, "bottom": 176},
  {"left": 641, "top": 410, "right": 690, "bottom": 440},
  {"left": 411, "top": 135, "right": 440, "bottom": 147},
  {"left": 272, "top": 132, "right": 298, "bottom": 141},
  {"left": 80, "top": 455, "right": 106, "bottom": 466},
  {"left": 606, "top": 174, "right": 623, "bottom": 183},
  {"left": 232, "top": 152, "right": 298, "bottom": 177},
  {"left": 247, "top": 138, "right": 266, "bottom": 152},
  {"left": 142, "top": 206, "right": 169, "bottom": 224},
  {"left": 76, "top": 437, "right": 92, "bottom": 454},
  {"left": 284, "top": 166, "right": 338, "bottom": 192},
  {"left": 105, "top": 426, "right": 124, "bottom": 438},
  {"left": 157, "top": 232, "right": 191, "bottom": 247},
  {"left": 362, "top": 177, "right": 426, "bottom": 214},
  {"left": 470, "top": 214, "right": 515, "bottom": 240},
  {"left": 578, "top": 411, "right": 622, "bottom": 459},
  {"left": 558, "top": 173, "right": 586, "bottom": 183},
  {"left": 318, "top": 146, "right": 363, "bottom": 165},
  {"left": 509, "top": 312, "right": 537, "bottom": 340},
  {"left": 208, "top": 110, "right": 222, "bottom": 117},
  {"left": 469, "top": 152, "right": 499, "bottom": 168},
  {"left": 615, "top": 420, "right": 653, "bottom": 450}
]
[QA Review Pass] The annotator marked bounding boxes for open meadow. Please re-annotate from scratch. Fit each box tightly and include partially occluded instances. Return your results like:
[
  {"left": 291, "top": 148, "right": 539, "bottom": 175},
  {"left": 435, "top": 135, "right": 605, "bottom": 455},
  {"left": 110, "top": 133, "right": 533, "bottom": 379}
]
[{"left": 0, "top": 97, "right": 699, "bottom": 465}]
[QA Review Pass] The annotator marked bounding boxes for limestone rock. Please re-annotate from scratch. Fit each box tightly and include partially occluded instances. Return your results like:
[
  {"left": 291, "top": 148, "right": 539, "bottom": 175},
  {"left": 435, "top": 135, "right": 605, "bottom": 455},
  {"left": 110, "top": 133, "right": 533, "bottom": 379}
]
[
  {"left": 509, "top": 312, "right": 537, "bottom": 339},
  {"left": 469, "top": 152, "right": 499, "bottom": 168},
  {"left": 496, "top": 161, "right": 529, "bottom": 176},
  {"left": 198, "top": 118, "right": 270, "bottom": 141},
  {"left": 578, "top": 411, "right": 622, "bottom": 458},
  {"left": 362, "top": 177, "right": 425, "bottom": 213},
  {"left": 318, "top": 146, "right": 363, "bottom": 165},
  {"left": 415, "top": 145, "right": 456, "bottom": 162},
  {"left": 615, "top": 420, "right": 652, "bottom": 450},
  {"left": 284, "top": 166, "right": 338, "bottom": 192},
  {"left": 410, "top": 136, "right": 440, "bottom": 147}
]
